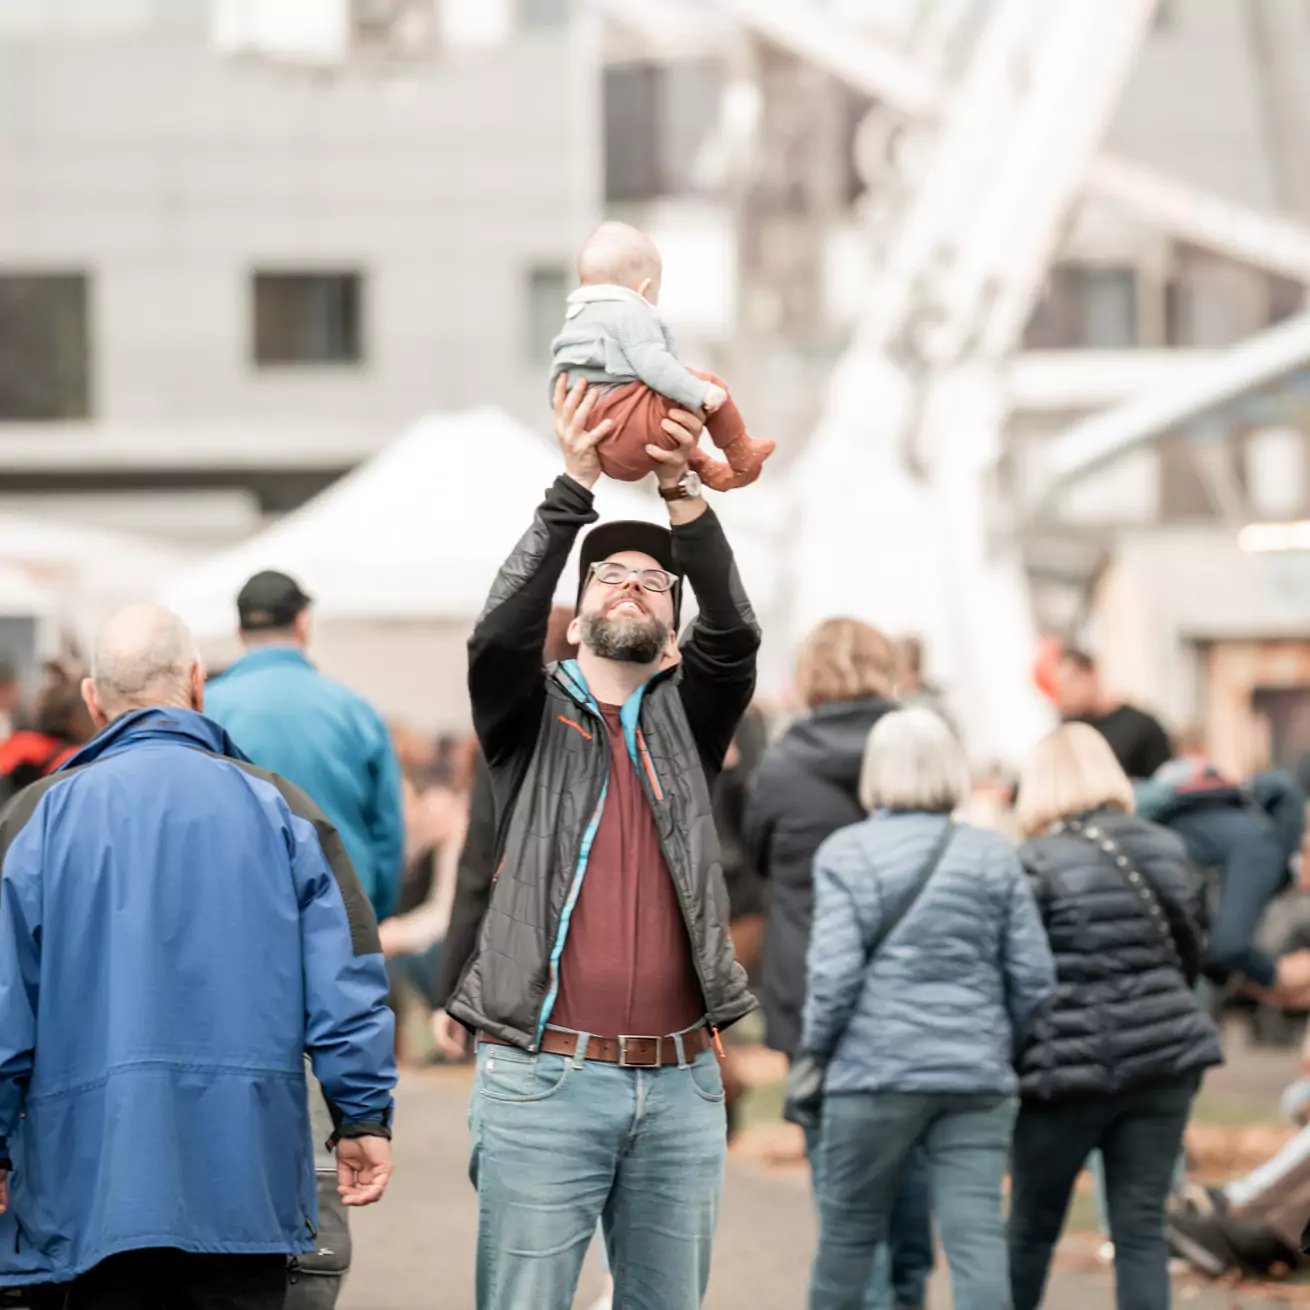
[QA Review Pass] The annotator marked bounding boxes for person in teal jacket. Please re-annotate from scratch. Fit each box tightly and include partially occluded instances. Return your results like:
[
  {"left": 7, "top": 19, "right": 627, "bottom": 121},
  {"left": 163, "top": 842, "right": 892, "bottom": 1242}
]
[
  {"left": 205, "top": 571, "right": 405, "bottom": 923},
  {"left": 205, "top": 572, "right": 404, "bottom": 1310}
]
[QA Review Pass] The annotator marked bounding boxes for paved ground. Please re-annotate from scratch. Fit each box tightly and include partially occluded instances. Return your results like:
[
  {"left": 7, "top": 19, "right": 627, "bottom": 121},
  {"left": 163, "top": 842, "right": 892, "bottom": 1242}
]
[{"left": 341, "top": 1052, "right": 1306, "bottom": 1310}]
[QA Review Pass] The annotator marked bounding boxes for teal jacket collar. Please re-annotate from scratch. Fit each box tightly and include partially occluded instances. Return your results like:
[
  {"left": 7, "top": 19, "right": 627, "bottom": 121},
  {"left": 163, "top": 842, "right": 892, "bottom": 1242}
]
[{"left": 219, "top": 646, "right": 316, "bottom": 679}]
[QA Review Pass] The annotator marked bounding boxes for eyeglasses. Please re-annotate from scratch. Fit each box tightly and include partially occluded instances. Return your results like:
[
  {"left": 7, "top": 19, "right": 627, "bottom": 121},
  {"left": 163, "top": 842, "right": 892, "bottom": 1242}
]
[{"left": 589, "top": 561, "right": 678, "bottom": 593}]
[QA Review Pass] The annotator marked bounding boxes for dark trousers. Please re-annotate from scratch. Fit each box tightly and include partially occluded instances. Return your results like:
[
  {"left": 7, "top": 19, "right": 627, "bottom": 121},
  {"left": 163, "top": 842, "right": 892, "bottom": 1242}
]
[
  {"left": 26, "top": 1249, "right": 286, "bottom": 1310},
  {"left": 1008, "top": 1075, "right": 1198, "bottom": 1310}
]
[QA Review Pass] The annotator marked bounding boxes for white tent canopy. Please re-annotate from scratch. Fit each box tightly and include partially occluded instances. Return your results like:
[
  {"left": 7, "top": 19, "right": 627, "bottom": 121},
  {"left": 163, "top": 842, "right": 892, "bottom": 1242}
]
[
  {"left": 159, "top": 408, "right": 783, "bottom": 728},
  {"left": 162, "top": 407, "right": 783, "bottom": 633},
  {"left": 159, "top": 408, "right": 714, "bottom": 635}
]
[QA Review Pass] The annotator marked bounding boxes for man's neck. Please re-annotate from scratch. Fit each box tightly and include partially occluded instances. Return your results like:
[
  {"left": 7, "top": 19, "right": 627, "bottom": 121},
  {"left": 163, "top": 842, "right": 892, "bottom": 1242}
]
[
  {"left": 575, "top": 649, "right": 659, "bottom": 708},
  {"left": 241, "top": 637, "right": 306, "bottom": 655}
]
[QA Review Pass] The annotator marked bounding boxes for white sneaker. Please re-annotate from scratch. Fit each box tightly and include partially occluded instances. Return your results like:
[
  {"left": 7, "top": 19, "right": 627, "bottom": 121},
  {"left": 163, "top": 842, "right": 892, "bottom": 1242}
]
[{"left": 1097, "top": 1241, "right": 1115, "bottom": 1265}]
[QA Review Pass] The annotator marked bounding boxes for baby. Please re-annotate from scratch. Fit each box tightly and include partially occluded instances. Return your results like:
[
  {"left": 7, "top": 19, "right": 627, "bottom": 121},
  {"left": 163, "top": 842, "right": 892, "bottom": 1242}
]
[{"left": 549, "top": 222, "right": 774, "bottom": 492}]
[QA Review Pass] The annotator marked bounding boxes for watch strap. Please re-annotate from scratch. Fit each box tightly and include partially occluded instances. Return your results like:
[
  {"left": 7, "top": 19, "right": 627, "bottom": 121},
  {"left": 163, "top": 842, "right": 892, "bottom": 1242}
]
[{"left": 658, "top": 482, "right": 689, "bottom": 501}]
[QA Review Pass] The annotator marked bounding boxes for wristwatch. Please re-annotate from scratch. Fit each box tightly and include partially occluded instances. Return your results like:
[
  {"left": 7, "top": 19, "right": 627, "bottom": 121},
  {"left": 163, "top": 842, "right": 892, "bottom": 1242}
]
[{"left": 658, "top": 470, "right": 704, "bottom": 502}]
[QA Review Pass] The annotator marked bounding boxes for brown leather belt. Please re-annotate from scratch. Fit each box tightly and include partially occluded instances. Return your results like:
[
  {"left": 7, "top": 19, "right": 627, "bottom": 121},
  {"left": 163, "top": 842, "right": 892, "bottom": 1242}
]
[{"left": 479, "top": 1026, "right": 717, "bottom": 1068}]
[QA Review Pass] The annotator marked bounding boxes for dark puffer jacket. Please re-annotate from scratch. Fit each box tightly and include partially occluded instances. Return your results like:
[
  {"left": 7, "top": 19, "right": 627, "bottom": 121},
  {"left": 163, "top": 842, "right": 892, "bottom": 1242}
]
[
  {"left": 1017, "top": 808, "right": 1223, "bottom": 1101},
  {"left": 745, "top": 697, "right": 895, "bottom": 1056},
  {"left": 447, "top": 475, "right": 760, "bottom": 1049}
]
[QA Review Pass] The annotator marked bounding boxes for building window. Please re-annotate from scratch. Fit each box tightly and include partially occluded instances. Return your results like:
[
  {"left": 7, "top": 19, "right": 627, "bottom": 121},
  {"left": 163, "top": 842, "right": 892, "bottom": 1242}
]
[
  {"left": 1165, "top": 245, "right": 1272, "bottom": 347},
  {"left": 527, "top": 265, "right": 570, "bottom": 363},
  {"left": 0, "top": 273, "right": 91, "bottom": 419},
  {"left": 253, "top": 272, "right": 362, "bottom": 365},
  {"left": 604, "top": 60, "right": 722, "bottom": 203},
  {"left": 517, "top": 0, "right": 569, "bottom": 28},
  {"left": 1024, "top": 264, "right": 1138, "bottom": 349}
]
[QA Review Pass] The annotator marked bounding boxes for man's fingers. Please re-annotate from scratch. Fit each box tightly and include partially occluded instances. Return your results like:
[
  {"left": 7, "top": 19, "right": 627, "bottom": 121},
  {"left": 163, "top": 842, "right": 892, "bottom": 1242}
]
[
  {"left": 571, "top": 386, "right": 598, "bottom": 432},
  {"left": 340, "top": 1166, "right": 390, "bottom": 1207},
  {"left": 659, "top": 418, "right": 697, "bottom": 448},
  {"left": 576, "top": 419, "right": 612, "bottom": 452},
  {"left": 0, "top": 1174, "right": 9, "bottom": 1215},
  {"left": 645, "top": 444, "right": 678, "bottom": 464},
  {"left": 552, "top": 372, "right": 568, "bottom": 412},
  {"left": 665, "top": 408, "right": 705, "bottom": 437},
  {"left": 561, "top": 378, "right": 588, "bottom": 427}
]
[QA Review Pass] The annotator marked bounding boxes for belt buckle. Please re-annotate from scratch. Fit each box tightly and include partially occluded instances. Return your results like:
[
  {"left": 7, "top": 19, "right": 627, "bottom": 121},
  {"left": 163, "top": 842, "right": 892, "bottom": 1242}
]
[{"left": 617, "top": 1035, "right": 661, "bottom": 1068}]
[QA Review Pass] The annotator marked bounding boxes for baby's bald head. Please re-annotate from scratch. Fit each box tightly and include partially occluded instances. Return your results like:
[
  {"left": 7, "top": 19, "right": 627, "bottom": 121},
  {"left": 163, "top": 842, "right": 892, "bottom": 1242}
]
[
  {"left": 577, "top": 222, "right": 663, "bottom": 298},
  {"left": 86, "top": 603, "right": 204, "bottom": 725}
]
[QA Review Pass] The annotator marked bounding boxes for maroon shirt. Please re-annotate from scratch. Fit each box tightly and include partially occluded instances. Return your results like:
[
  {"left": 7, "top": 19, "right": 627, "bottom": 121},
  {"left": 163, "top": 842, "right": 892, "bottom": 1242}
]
[{"left": 551, "top": 704, "right": 704, "bottom": 1037}]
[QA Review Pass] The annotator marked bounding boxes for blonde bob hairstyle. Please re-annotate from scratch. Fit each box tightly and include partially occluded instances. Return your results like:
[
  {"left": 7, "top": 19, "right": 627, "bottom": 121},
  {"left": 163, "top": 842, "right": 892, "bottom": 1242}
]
[
  {"left": 1016, "top": 722, "right": 1136, "bottom": 838},
  {"left": 859, "top": 708, "right": 969, "bottom": 815},
  {"left": 795, "top": 618, "right": 898, "bottom": 710}
]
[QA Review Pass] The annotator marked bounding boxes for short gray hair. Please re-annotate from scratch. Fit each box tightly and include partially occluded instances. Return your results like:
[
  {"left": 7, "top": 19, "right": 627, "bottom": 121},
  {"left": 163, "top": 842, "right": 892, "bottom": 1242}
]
[
  {"left": 860, "top": 708, "right": 969, "bottom": 814},
  {"left": 91, "top": 604, "right": 201, "bottom": 717}
]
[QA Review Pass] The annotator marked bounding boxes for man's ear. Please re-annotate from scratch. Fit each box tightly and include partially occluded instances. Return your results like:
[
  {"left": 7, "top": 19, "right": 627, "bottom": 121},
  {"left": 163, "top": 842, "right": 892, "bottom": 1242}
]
[
  {"left": 294, "top": 609, "right": 312, "bottom": 646},
  {"left": 637, "top": 277, "right": 653, "bottom": 300},
  {"left": 190, "top": 662, "right": 206, "bottom": 713},
  {"left": 566, "top": 615, "right": 583, "bottom": 649},
  {"left": 81, "top": 678, "right": 110, "bottom": 730},
  {"left": 661, "top": 630, "right": 681, "bottom": 669}
]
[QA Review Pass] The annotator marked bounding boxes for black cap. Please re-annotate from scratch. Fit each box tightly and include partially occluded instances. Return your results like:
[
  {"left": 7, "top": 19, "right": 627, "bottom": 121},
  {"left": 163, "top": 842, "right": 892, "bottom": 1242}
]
[
  {"left": 577, "top": 521, "right": 683, "bottom": 628},
  {"left": 237, "top": 570, "right": 313, "bottom": 631}
]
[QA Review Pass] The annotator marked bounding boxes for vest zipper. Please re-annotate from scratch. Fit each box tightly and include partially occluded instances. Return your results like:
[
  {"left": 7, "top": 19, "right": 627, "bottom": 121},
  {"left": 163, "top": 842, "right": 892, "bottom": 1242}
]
[{"left": 531, "top": 684, "right": 608, "bottom": 1051}]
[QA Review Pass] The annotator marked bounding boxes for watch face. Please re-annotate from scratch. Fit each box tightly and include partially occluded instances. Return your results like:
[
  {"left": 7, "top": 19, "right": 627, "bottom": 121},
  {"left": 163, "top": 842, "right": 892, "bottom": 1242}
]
[{"left": 683, "top": 471, "right": 704, "bottom": 497}]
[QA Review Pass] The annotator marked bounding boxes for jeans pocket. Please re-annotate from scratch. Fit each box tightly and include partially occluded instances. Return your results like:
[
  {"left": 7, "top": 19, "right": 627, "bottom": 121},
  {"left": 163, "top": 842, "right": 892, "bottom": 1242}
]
[
  {"left": 479, "top": 1049, "right": 572, "bottom": 1104},
  {"left": 687, "top": 1049, "right": 725, "bottom": 1103}
]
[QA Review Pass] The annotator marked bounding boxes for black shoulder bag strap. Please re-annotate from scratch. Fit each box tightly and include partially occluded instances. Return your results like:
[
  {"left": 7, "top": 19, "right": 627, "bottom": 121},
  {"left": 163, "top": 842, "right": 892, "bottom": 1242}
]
[
  {"left": 783, "top": 819, "right": 956, "bottom": 1129},
  {"left": 1053, "top": 816, "right": 1183, "bottom": 971}
]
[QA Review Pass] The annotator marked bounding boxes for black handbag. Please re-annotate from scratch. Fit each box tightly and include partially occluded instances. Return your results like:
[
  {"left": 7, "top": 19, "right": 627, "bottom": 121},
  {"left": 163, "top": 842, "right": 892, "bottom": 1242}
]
[{"left": 784, "top": 820, "right": 957, "bottom": 1132}]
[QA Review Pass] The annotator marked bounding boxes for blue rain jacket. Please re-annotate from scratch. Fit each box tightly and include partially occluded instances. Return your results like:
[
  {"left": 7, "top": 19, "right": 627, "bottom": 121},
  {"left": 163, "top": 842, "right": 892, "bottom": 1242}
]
[
  {"left": 205, "top": 647, "right": 405, "bottom": 919},
  {"left": 0, "top": 708, "right": 396, "bottom": 1285}
]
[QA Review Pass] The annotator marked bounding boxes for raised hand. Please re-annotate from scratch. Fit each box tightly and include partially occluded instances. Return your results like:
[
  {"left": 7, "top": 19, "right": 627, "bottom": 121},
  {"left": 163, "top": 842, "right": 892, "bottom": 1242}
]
[{"left": 553, "top": 374, "right": 612, "bottom": 490}]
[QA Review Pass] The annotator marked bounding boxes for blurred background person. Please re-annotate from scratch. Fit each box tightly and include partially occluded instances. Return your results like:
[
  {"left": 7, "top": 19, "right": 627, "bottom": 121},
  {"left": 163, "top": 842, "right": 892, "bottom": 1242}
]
[
  {"left": 204, "top": 570, "right": 405, "bottom": 1310},
  {"left": 1051, "top": 648, "right": 1173, "bottom": 781},
  {"left": 205, "top": 570, "right": 405, "bottom": 923},
  {"left": 800, "top": 709, "right": 1054, "bottom": 1310},
  {"left": 1008, "top": 723, "right": 1222, "bottom": 1310},
  {"left": 895, "top": 635, "right": 956, "bottom": 734},
  {"left": 381, "top": 738, "right": 471, "bottom": 1065},
  {"left": 0, "top": 657, "right": 94, "bottom": 804},
  {"left": 956, "top": 762, "right": 1023, "bottom": 845},
  {"left": 0, "top": 657, "right": 22, "bottom": 741},
  {"left": 748, "top": 618, "right": 934, "bottom": 1310},
  {"left": 1135, "top": 729, "right": 1310, "bottom": 1002}
]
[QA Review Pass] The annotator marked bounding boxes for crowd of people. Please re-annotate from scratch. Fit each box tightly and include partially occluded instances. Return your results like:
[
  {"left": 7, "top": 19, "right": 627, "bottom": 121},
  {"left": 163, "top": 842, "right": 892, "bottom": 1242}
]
[{"left": 0, "top": 375, "right": 1309, "bottom": 1310}]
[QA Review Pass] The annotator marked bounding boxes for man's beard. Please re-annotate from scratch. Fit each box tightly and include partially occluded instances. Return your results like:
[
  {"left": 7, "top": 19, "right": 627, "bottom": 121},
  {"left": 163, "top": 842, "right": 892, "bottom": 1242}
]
[{"left": 580, "top": 610, "right": 668, "bottom": 665}]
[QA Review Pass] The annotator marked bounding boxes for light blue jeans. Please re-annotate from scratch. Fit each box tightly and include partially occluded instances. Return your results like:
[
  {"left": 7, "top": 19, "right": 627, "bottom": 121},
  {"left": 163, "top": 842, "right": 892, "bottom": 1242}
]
[
  {"left": 468, "top": 1029, "right": 727, "bottom": 1310},
  {"left": 809, "top": 1091, "right": 1017, "bottom": 1310},
  {"left": 804, "top": 1124, "right": 934, "bottom": 1308}
]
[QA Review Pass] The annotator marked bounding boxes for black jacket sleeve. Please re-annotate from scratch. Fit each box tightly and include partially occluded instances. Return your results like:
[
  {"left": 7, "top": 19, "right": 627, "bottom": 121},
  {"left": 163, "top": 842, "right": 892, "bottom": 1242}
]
[
  {"left": 744, "top": 753, "right": 781, "bottom": 885},
  {"left": 1134, "top": 713, "right": 1174, "bottom": 780},
  {"left": 674, "top": 506, "right": 761, "bottom": 778},
  {"left": 467, "top": 475, "right": 598, "bottom": 768},
  {"left": 1154, "top": 871, "right": 1205, "bottom": 988},
  {"left": 435, "top": 752, "right": 497, "bottom": 1010}
]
